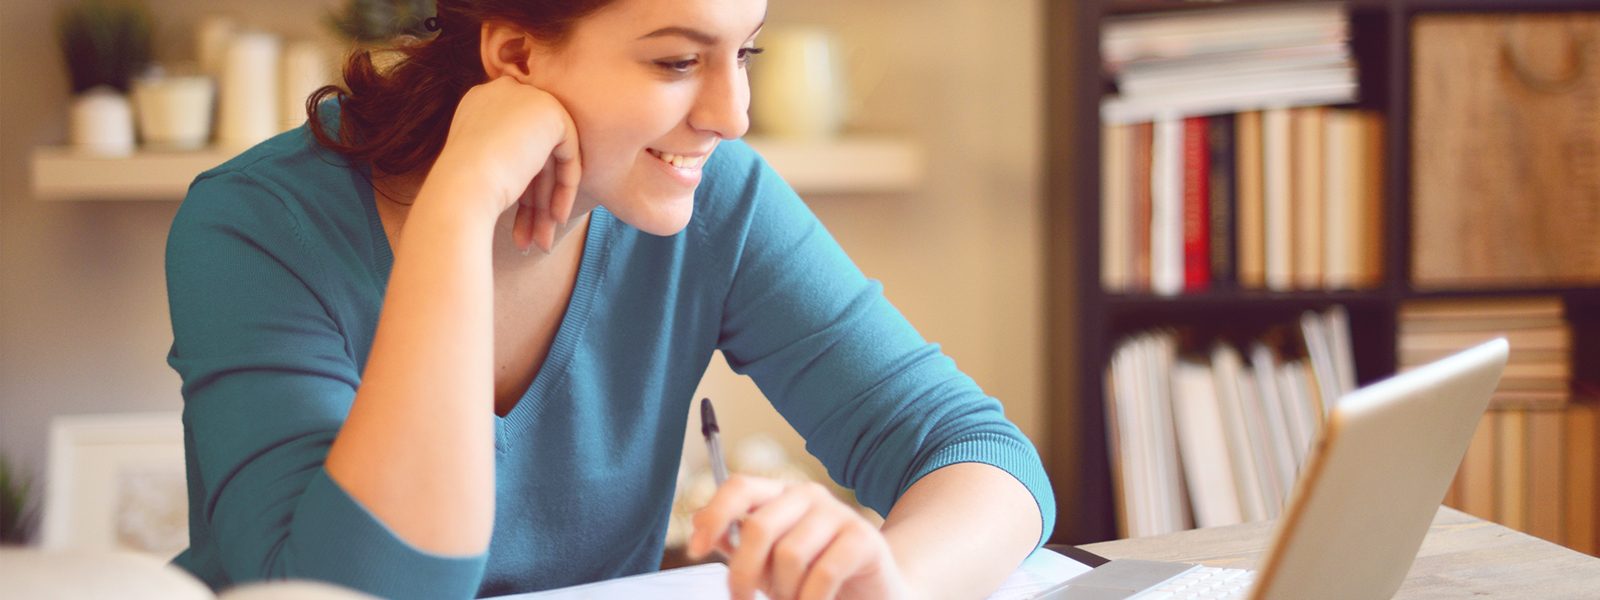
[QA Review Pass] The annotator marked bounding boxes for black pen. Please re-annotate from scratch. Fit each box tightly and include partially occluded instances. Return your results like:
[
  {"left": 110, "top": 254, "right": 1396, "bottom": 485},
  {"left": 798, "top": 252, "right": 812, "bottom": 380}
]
[{"left": 700, "top": 397, "right": 740, "bottom": 547}]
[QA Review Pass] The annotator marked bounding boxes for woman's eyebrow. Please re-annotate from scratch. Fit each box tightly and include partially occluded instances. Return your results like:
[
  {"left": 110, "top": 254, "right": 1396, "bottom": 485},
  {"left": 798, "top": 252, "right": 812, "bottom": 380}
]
[
  {"left": 638, "top": 26, "right": 719, "bottom": 45},
  {"left": 638, "top": 21, "right": 767, "bottom": 46}
]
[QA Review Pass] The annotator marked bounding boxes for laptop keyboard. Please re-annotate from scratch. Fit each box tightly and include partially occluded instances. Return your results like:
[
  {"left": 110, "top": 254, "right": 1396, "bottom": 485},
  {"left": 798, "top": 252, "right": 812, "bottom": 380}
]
[{"left": 1127, "top": 565, "right": 1256, "bottom": 600}]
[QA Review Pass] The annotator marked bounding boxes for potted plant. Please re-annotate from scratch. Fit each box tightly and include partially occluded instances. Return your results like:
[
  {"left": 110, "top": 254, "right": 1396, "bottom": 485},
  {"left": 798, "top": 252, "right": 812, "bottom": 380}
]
[
  {"left": 56, "top": 0, "right": 153, "bottom": 156},
  {"left": 0, "top": 453, "right": 37, "bottom": 546}
]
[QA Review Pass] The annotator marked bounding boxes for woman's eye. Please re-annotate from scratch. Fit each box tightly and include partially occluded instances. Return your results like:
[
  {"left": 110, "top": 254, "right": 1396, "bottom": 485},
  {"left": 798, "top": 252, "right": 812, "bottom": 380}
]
[
  {"left": 656, "top": 57, "right": 699, "bottom": 73},
  {"left": 737, "top": 47, "right": 764, "bottom": 64}
]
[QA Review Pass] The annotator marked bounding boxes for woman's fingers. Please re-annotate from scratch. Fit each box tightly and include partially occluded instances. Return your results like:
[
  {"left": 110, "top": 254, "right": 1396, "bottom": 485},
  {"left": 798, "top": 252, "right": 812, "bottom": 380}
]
[
  {"left": 725, "top": 486, "right": 822, "bottom": 600},
  {"left": 689, "top": 475, "right": 785, "bottom": 558},
  {"left": 546, "top": 115, "right": 581, "bottom": 226},
  {"left": 695, "top": 477, "right": 902, "bottom": 600}
]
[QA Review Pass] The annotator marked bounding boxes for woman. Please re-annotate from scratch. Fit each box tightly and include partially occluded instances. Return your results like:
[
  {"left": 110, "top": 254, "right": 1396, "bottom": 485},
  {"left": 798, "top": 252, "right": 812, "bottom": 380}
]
[{"left": 164, "top": 0, "right": 1054, "bottom": 598}]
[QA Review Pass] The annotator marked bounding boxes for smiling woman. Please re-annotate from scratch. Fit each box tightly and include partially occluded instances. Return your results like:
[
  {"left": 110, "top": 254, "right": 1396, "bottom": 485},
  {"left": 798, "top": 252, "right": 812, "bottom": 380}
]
[{"left": 163, "top": 0, "right": 1054, "bottom": 599}]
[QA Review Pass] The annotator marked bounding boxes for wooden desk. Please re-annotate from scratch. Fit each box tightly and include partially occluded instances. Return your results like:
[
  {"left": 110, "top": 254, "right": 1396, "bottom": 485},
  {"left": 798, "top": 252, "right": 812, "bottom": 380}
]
[{"left": 1079, "top": 506, "right": 1600, "bottom": 598}]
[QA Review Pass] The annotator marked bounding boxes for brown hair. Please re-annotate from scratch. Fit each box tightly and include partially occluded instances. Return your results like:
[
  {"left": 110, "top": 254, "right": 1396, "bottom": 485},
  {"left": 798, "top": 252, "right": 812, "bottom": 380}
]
[{"left": 307, "top": 0, "right": 616, "bottom": 177}]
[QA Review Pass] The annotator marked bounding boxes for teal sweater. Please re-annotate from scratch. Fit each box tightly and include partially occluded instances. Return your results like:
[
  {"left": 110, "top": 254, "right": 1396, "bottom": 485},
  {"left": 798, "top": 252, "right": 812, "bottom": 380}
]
[{"left": 165, "top": 109, "right": 1055, "bottom": 599}]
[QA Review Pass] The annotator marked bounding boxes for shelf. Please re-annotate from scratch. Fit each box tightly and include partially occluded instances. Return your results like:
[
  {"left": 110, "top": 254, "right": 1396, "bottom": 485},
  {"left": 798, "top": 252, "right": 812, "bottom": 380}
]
[
  {"left": 741, "top": 136, "right": 924, "bottom": 195},
  {"left": 30, "top": 136, "right": 924, "bottom": 201}
]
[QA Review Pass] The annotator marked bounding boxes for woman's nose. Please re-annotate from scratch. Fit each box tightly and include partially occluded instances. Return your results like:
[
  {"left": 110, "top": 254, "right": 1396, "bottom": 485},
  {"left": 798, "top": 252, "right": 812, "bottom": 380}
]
[{"left": 689, "top": 62, "right": 751, "bottom": 140}]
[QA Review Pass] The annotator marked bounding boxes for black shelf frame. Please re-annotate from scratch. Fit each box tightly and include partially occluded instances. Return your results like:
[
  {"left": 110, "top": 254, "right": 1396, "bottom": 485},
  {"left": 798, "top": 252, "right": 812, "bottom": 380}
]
[{"left": 1043, "top": 0, "right": 1600, "bottom": 545}]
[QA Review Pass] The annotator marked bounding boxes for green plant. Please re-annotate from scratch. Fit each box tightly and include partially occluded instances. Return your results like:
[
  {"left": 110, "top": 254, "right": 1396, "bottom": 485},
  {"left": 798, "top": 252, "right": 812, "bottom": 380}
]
[
  {"left": 55, "top": 0, "right": 153, "bottom": 94},
  {"left": 327, "top": 0, "right": 438, "bottom": 43},
  {"left": 0, "top": 453, "right": 38, "bottom": 545}
]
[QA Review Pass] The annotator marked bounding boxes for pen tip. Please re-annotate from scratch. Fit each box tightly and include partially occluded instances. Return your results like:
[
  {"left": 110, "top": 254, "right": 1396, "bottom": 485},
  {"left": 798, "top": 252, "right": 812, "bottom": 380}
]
[{"left": 700, "top": 398, "right": 718, "bottom": 437}]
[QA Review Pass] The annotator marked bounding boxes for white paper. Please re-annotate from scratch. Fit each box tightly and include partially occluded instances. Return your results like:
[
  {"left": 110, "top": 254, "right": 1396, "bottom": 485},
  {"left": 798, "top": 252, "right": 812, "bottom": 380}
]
[{"left": 488, "top": 548, "right": 1091, "bottom": 600}]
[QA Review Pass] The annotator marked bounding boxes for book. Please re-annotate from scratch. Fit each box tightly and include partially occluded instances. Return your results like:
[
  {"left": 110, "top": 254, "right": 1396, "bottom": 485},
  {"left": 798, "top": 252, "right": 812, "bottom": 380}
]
[
  {"left": 1235, "top": 110, "right": 1267, "bottom": 288},
  {"left": 1527, "top": 409, "right": 1565, "bottom": 545},
  {"left": 1131, "top": 122, "right": 1155, "bottom": 292},
  {"left": 1171, "top": 358, "right": 1245, "bottom": 528},
  {"left": 1151, "top": 117, "right": 1186, "bottom": 296},
  {"left": 1207, "top": 113, "right": 1238, "bottom": 287},
  {"left": 1497, "top": 410, "right": 1528, "bottom": 532},
  {"left": 1292, "top": 106, "right": 1326, "bottom": 290},
  {"left": 1223, "top": 343, "right": 1272, "bottom": 522},
  {"left": 1566, "top": 398, "right": 1599, "bottom": 555},
  {"left": 1103, "top": 123, "right": 1132, "bottom": 292},
  {"left": 1183, "top": 116, "right": 1212, "bottom": 291},
  {"left": 1262, "top": 106, "right": 1294, "bottom": 291}
]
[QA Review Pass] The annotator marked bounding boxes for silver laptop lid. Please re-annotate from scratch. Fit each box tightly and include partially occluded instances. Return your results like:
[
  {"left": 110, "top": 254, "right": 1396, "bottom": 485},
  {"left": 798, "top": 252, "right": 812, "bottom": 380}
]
[{"left": 1253, "top": 339, "right": 1508, "bottom": 600}]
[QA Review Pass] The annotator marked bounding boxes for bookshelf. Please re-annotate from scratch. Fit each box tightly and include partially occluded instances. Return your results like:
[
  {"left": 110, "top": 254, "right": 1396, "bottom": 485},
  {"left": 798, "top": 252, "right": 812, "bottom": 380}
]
[{"left": 1044, "top": 0, "right": 1600, "bottom": 545}]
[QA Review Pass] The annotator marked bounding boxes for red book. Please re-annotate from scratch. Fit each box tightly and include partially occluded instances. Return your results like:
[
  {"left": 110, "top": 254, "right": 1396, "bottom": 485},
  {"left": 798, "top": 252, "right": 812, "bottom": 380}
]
[{"left": 1183, "top": 116, "right": 1211, "bottom": 291}]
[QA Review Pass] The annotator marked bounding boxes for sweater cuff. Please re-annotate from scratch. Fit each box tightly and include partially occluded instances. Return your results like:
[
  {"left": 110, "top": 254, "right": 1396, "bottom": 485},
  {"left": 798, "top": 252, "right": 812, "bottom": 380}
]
[
  {"left": 905, "top": 433, "right": 1058, "bottom": 549},
  {"left": 282, "top": 468, "right": 487, "bottom": 600}
]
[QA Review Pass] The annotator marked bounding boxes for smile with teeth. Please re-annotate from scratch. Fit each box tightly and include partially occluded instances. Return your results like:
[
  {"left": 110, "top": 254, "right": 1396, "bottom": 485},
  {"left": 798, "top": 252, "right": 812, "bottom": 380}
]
[{"left": 649, "top": 148, "right": 707, "bottom": 169}]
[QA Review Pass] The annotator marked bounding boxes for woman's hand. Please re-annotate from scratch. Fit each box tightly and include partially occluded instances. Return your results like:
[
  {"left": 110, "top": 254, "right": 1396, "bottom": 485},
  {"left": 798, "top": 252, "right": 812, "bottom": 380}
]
[
  {"left": 428, "top": 75, "right": 581, "bottom": 253},
  {"left": 689, "top": 476, "right": 913, "bottom": 600}
]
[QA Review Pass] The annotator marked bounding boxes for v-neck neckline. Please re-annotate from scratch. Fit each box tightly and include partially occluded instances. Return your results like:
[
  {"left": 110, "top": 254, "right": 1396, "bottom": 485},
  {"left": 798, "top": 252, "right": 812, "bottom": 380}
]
[{"left": 356, "top": 167, "right": 617, "bottom": 436}]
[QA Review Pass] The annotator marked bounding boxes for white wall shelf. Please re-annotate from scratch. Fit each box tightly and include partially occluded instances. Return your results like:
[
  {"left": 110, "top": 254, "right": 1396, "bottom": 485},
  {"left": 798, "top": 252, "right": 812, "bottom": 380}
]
[{"left": 31, "top": 136, "right": 923, "bottom": 201}]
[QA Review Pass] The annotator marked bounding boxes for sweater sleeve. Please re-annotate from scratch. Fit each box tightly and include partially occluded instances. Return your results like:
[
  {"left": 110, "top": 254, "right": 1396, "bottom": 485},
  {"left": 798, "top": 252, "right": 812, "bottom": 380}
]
[
  {"left": 165, "top": 170, "right": 486, "bottom": 599},
  {"left": 705, "top": 142, "right": 1056, "bottom": 546}
]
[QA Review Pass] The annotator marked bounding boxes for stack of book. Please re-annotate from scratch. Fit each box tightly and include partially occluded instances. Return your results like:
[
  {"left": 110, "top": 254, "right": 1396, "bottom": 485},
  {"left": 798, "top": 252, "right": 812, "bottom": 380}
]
[
  {"left": 1104, "top": 306, "right": 1357, "bottom": 538},
  {"left": 1101, "top": 108, "right": 1384, "bottom": 295},
  {"left": 1101, "top": 2, "right": 1357, "bottom": 125},
  {"left": 1398, "top": 297, "right": 1572, "bottom": 409},
  {"left": 1099, "top": 2, "right": 1380, "bottom": 296}
]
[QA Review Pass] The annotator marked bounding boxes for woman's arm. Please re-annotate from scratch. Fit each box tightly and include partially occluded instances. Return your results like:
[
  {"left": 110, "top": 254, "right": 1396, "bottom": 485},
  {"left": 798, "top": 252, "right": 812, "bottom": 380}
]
[
  {"left": 881, "top": 462, "right": 1043, "bottom": 600},
  {"left": 323, "top": 75, "right": 579, "bottom": 556}
]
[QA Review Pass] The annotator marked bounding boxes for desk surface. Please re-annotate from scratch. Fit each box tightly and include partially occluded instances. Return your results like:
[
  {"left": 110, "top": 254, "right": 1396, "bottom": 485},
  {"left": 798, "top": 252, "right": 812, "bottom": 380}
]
[{"left": 1079, "top": 507, "right": 1599, "bottom": 599}]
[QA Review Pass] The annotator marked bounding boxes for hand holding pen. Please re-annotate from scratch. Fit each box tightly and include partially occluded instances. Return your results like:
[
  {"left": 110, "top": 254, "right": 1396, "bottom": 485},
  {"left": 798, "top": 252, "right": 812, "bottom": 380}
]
[{"left": 688, "top": 398, "right": 911, "bottom": 600}]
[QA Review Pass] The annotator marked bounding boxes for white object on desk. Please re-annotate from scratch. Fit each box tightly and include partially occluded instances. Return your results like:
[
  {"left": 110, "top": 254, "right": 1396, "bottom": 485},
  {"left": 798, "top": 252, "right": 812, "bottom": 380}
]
[{"left": 488, "top": 548, "right": 1090, "bottom": 600}]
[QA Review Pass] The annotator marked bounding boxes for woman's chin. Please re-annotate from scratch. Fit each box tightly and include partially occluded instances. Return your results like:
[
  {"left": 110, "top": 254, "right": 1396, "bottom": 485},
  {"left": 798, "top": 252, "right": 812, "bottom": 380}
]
[{"left": 613, "top": 198, "right": 695, "bottom": 237}]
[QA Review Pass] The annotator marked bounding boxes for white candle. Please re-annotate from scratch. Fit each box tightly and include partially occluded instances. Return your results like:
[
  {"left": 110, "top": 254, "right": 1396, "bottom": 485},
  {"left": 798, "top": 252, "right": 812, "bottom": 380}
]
[{"left": 216, "top": 30, "right": 282, "bottom": 149}]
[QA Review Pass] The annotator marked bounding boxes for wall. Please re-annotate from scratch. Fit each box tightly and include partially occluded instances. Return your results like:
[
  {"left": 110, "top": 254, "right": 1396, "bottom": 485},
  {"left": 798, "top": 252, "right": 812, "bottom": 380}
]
[{"left": 0, "top": 0, "right": 1047, "bottom": 520}]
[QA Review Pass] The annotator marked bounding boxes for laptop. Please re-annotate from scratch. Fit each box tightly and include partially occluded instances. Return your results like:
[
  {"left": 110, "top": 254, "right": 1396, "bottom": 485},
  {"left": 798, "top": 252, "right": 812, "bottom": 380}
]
[{"left": 1041, "top": 338, "right": 1509, "bottom": 600}]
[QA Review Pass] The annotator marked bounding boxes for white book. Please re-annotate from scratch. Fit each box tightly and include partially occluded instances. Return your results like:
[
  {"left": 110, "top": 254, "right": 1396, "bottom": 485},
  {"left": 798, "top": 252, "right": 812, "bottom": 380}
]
[
  {"left": 1300, "top": 310, "right": 1342, "bottom": 408},
  {"left": 1262, "top": 106, "right": 1295, "bottom": 291},
  {"left": 1143, "top": 333, "right": 1191, "bottom": 535},
  {"left": 1173, "top": 357, "right": 1246, "bottom": 528},
  {"left": 1151, "top": 116, "right": 1186, "bottom": 296},
  {"left": 1322, "top": 110, "right": 1357, "bottom": 290},
  {"left": 1236, "top": 354, "right": 1285, "bottom": 516},
  {"left": 1256, "top": 343, "right": 1311, "bottom": 466},
  {"left": 1213, "top": 343, "right": 1270, "bottom": 522},
  {"left": 1102, "top": 2, "right": 1349, "bottom": 64},
  {"left": 1324, "top": 306, "right": 1359, "bottom": 398}
]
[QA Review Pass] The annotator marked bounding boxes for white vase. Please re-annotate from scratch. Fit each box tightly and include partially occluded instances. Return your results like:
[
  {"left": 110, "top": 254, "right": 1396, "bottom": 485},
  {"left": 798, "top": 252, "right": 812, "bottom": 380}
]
[
  {"left": 70, "top": 86, "right": 136, "bottom": 157},
  {"left": 749, "top": 27, "right": 850, "bottom": 140},
  {"left": 216, "top": 30, "right": 282, "bottom": 149},
  {"left": 132, "top": 73, "right": 216, "bottom": 151}
]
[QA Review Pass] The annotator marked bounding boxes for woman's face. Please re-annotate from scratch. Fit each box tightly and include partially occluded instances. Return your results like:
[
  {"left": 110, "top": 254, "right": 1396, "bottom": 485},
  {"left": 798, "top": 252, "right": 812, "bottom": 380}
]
[{"left": 526, "top": 0, "right": 766, "bottom": 237}]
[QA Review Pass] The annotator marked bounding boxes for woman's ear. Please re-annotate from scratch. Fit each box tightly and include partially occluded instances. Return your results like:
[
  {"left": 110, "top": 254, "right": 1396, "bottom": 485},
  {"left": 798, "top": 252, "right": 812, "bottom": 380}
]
[{"left": 480, "top": 20, "right": 537, "bottom": 83}]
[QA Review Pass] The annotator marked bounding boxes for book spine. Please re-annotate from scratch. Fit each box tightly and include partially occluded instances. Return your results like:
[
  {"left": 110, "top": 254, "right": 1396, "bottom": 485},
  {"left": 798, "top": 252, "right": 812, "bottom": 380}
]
[
  {"left": 1263, "top": 106, "right": 1294, "bottom": 291},
  {"left": 1184, "top": 116, "right": 1212, "bottom": 291},
  {"left": 1103, "top": 123, "right": 1132, "bottom": 292},
  {"left": 1209, "top": 113, "right": 1238, "bottom": 288},
  {"left": 1292, "top": 106, "right": 1326, "bottom": 290},
  {"left": 1153, "top": 116, "right": 1186, "bottom": 296},
  {"left": 1235, "top": 111, "right": 1267, "bottom": 288},
  {"left": 1132, "top": 122, "right": 1155, "bottom": 293}
]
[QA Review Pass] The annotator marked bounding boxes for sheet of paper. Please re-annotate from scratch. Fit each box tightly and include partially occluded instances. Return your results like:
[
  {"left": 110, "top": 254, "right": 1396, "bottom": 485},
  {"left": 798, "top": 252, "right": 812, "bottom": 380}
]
[
  {"left": 984, "top": 548, "right": 1093, "bottom": 600},
  {"left": 490, "top": 548, "right": 1091, "bottom": 600}
]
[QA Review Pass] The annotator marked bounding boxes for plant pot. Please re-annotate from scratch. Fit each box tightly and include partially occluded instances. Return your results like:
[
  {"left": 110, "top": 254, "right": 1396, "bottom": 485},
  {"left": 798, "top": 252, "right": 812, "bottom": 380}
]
[
  {"left": 132, "top": 72, "right": 216, "bottom": 151},
  {"left": 69, "top": 86, "right": 136, "bottom": 157}
]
